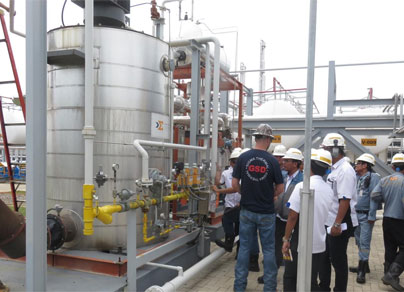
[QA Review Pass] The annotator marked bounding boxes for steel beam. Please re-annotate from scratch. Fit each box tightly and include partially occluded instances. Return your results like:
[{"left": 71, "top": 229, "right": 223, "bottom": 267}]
[
  {"left": 327, "top": 61, "right": 336, "bottom": 119},
  {"left": 26, "top": 0, "right": 47, "bottom": 290},
  {"left": 334, "top": 99, "right": 394, "bottom": 107}
]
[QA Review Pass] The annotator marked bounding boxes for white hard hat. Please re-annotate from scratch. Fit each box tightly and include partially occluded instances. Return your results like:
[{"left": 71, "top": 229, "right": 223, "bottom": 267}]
[
  {"left": 321, "top": 133, "right": 345, "bottom": 147},
  {"left": 283, "top": 148, "right": 303, "bottom": 161},
  {"left": 230, "top": 149, "right": 241, "bottom": 159},
  {"left": 355, "top": 153, "right": 375, "bottom": 166},
  {"left": 233, "top": 147, "right": 242, "bottom": 153},
  {"left": 311, "top": 149, "right": 332, "bottom": 167},
  {"left": 273, "top": 144, "right": 287, "bottom": 157},
  {"left": 240, "top": 148, "right": 250, "bottom": 154},
  {"left": 392, "top": 153, "right": 404, "bottom": 165}
]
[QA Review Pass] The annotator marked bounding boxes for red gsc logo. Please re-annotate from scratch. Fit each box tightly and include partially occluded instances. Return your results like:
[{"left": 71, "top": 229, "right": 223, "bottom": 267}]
[{"left": 248, "top": 165, "right": 267, "bottom": 173}]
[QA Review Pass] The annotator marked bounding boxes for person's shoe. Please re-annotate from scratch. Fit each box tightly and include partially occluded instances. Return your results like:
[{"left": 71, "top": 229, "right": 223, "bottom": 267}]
[
  {"left": 257, "top": 275, "right": 264, "bottom": 284},
  {"left": 215, "top": 235, "right": 234, "bottom": 252},
  {"left": 356, "top": 260, "right": 366, "bottom": 284},
  {"left": 382, "top": 262, "right": 404, "bottom": 291},
  {"left": 350, "top": 260, "right": 371, "bottom": 273},
  {"left": 248, "top": 254, "right": 260, "bottom": 272}
]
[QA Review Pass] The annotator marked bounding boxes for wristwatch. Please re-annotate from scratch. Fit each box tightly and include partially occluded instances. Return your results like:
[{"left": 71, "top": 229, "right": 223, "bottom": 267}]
[
  {"left": 333, "top": 222, "right": 341, "bottom": 228},
  {"left": 282, "top": 236, "right": 291, "bottom": 243}
]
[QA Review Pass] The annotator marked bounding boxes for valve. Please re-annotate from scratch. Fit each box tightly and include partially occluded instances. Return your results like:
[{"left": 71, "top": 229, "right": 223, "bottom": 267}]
[{"left": 94, "top": 166, "right": 108, "bottom": 188}]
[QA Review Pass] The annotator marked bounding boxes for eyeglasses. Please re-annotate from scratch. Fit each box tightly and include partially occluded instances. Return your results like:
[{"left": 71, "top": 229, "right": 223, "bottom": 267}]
[{"left": 355, "top": 161, "right": 364, "bottom": 166}]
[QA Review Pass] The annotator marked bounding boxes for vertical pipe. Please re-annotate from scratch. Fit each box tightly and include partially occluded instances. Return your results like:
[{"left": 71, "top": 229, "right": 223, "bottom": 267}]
[
  {"left": 237, "top": 84, "right": 243, "bottom": 147},
  {"left": 26, "top": 0, "right": 47, "bottom": 290},
  {"left": 127, "top": 210, "right": 137, "bottom": 291},
  {"left": 83, "top": 0, "right": 96, "bottom": 185},
  {"left": 400, "top": 94, "right": 403, "bottom": 151},
  {"left": 210, "top": 40, "right": 220, "bottom": 178},
  {"left": 189, "top": 47, "right": 201, "bottom": 164},
  {"left": 204, "top": 44, "right": 211, "bottom": 163},
  {"left": 297, "top": 0, "right": 317, "bottom": 291},
  {"left": 326, "top": 61, "right": 336, "bottom": 119}
]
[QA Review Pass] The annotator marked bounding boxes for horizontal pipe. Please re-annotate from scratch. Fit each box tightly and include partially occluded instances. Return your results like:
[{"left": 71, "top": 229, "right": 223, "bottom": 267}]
[{"left": 145, "top": 262, "right": 184, "bottom": 277}]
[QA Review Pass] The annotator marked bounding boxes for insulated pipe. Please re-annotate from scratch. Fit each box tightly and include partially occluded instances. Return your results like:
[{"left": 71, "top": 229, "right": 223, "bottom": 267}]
[
  {"left": 133, "top": 139, "right": 207, "bottom": 182},
  {"left": 170, "top": 37, "right": 221, "bottom": 178},
  {"left": 204, "top": 43, "right": 212, "bottom": 163},
  {"left": 83, "top": 0, "right": 96, "bottom": 185},
  {"left": 146, "top": 245, "right": 227, "bottom": 292},
  {"left": 237, "top": 84, "right": 243, "bottom": 147},
  {"left": 0, "top": 199, "right": 25, "bottom": 259}
]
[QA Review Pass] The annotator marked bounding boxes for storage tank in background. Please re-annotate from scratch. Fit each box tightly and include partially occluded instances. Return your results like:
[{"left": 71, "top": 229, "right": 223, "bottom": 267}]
[{"left": 47, "top": 26, "right": 170, "bottom": 250}]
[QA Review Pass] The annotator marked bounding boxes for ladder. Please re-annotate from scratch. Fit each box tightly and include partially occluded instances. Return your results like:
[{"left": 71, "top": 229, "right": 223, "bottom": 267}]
[{"left": 0, "top": 9, "right": 26, "bottom": 211}]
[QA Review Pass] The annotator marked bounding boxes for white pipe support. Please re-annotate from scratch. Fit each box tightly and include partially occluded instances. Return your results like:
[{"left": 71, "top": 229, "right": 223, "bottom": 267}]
[
  {"left": 145, "top": 262, "right": 184, "bottom": 277},
  {"left": 145, "top": 246, "right": 226, "bottom": 292},
  {"left": 170, "top": 37, "right": 221, "bottom": 179},
  {"left": 9, "top": 0, "right": 25, "bottom": 37},
  {"left": 83, "top": 0, "right": 96, "bottom": 185},
  {"left": 133, "top": 139, "right": 207, "bottom": 183}
]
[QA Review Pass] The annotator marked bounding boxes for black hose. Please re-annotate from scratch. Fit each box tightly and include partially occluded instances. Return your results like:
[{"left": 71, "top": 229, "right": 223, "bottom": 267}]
[{"left": 61, "top": 0, "right": 68, "bottom": 27}]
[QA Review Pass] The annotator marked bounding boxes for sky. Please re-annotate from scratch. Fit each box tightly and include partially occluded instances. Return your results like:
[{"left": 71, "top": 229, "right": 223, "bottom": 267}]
[{"left": 1, "top": 0, "right": 404, "bottom": 114}]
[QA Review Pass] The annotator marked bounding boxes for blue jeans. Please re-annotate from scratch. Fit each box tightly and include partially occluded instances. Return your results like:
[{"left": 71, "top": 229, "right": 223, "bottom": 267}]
[
  {"left": 354, "top": 212, "right": 374, "bottom": 261},
  {"left": 234, "top": 209, "right": 277, "bottom": 292}
]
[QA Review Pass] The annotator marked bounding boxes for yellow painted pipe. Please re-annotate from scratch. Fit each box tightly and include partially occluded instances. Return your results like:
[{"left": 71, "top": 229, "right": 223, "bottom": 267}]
[
  {"left": 94, "top": 204, "right": 122, "bottom": 225},
  {"left": 83, "top": 184, "right": 95, "bottom": 235}
]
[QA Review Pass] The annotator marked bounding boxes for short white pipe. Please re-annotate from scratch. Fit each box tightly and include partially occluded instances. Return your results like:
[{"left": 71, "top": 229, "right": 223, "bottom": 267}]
[
  {"left": 145, "top": 262, "right": 184, "bottom": 277},
  {"left": 133, "top": 139, "right": 207, "bottom": 182},
  {"left": 170, "top": 37, "right": 221, "bottom": 178},
  {"left": 9, "top": 0, "right": 25, "bottom": 37},
  {"left": 145, "top": 247, "right": 226, "bottom": 292}
]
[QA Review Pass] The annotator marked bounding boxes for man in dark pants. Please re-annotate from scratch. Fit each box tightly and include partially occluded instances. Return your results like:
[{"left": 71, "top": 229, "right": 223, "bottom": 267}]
[
  {"left": 232, "top": 124, "right": 284, "bottom": 292},
  {"left": 213, "top": 148, "right": 242, "bottom": 253},
  {"left": 371, "top": 152, "right": 404, "bottom": 291},
  {"left": 257, "top": 147, "right": 303, "bottom": 284},
  {"left": 281, "top": 149, "right": 333, "bottom": 291},
  {"left": 319, "top": 133, "right": 358, "bottom": 292}
]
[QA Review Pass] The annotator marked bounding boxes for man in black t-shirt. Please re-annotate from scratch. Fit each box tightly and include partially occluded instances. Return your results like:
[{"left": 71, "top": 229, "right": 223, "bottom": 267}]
[{"left": 232, "top": 124, "right": 284, "bottom": 292}]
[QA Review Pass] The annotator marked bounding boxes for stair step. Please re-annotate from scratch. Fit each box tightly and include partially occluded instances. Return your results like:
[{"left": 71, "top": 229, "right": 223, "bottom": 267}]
[{"left": 0, "top": 80, "right": 16, "bottom": 85}]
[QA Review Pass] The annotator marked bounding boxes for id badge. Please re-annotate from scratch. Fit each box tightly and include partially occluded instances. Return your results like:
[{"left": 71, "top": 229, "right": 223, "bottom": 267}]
[{"left": 359, "top": 189, "right": 363, "bottom": 197}]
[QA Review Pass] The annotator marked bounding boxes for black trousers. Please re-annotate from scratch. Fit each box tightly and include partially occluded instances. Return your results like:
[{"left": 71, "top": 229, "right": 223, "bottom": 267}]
[
  {"left": 283, "top": 251, "right": 325, "bottom": 291},
  {"left": 319, "top": 231, "right": 350, "bottom": 292},
  {"left": 222, "top": 207, "right": 240, "bottom": 236},
  {"left": 275, "top": 217, "right": 286, "bottom": 268},
  {"left": 383, "top": 217, "right": 404, "bottom": 267}
]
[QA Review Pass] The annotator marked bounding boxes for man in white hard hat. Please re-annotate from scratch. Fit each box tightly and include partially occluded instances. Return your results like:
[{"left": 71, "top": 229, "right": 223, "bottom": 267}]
[
  {"left": 273, "top": 144, "right": 288, "bottom": 178},
  {"left": 213, "top": 148, "right": 242, "bottom": 253},
  {"left": 282, "top": 149, "right": 334, "bottom": 291},
  {"left": 370, "top": 153, "right": 404, "bottom": 291},
  {"left": 319, "top": 133, "right": 358, "bottom": 292},
  {"left": 232, "top": 123, "right": 284, "bottom": 292},
  {"left": 257, "top": 148, "right": 304, "bottom": 285},
  {"left": 348, "top": 153, "right": 380, "bottom": 284}
]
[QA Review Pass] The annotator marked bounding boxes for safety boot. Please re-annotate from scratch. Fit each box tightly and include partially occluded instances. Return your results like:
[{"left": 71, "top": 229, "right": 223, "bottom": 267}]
[
  {"left": 248, "top": 254, "right": 260, "bottom": 272},
  {"left": 349, "top": 260, "right": 370, "bottom": 273},
  {"left": 356, "top": 260, "right": 367, "bottom": 284},
  {"left": 215, "top": 235, "right": 234, "bottom": 252},
  {"left": 382, "top": 262, "right": 404, "bottom": 291}
]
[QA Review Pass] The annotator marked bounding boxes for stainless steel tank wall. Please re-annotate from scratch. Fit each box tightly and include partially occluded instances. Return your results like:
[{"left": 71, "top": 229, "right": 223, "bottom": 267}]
[{"left": 47, "top": 26, "right": 170, "bottom": 250}]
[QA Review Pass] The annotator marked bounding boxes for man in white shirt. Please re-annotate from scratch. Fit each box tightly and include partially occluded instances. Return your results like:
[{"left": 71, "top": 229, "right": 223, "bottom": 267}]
[
  {"left": 319, "top": 133, "right": 358, "bottom": 292},
  {"left": 282, "top": 149, "right": 333, "bottom": 291},
  {"left": 213, "top": 148, "right": 242, "bottom": 253}
]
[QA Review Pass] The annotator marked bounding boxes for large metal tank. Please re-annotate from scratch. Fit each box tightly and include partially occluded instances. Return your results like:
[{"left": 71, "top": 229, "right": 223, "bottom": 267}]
[{"left": 47, "top": 26, "right": 170, "bottom": 250}]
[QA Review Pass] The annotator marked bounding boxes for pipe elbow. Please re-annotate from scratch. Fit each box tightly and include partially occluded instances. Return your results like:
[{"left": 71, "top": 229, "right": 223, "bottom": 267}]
[{"left": 95, "top": 205, "right": 122, "bottom": 225}]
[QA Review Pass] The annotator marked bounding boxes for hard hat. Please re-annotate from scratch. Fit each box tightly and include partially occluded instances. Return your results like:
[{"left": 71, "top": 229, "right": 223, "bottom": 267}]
[
  {"left": 392, "top": 153, "right": 404, "bottom": 165},
  {"left": 273, "top": 144, "right": 287, "bottom": 157},
  {"left": 252, "top": 123, "right": 275, "bottom": 139},
  {"left": 355, "top": 153, "right": 375, "bottom": 166},
  {"left": 311, "top": 149, "right": 332, "bottom": 167},
  {"left": 233, "top": 147, "right": 242, "bottom": 153},
  {"left": 240, "top": 148, "right": 250, "bottom": 154},
  {"left": 321, "top": 133, "right": 345, "bottom": 147},
  {"left": 229, "top": 149, "right": 241, "bottom": 159},
  {"left": 283, "top": 148, "right": 303, "bottom": 161}
]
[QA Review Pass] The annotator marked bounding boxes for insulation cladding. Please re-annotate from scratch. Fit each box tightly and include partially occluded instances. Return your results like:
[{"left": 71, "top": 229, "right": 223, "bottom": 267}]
[{"left": 47, "top": 26, "right": 170, "bottom": 250}]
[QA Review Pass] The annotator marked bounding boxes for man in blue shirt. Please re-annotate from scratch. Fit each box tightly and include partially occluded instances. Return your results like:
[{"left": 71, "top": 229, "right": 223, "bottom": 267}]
[
  {"left": 349, "top": 153, "right": 380, "bottom": 284},
  {"left": 232, "top": 124, "right": 284, "bottom": 292},
  {"left": 371, "top": 153, "right": 404, "bottom": 291}
]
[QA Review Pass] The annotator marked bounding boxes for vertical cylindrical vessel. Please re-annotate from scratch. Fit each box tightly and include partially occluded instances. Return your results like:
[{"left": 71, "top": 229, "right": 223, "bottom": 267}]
[{"left": 47, "top": 26, "right": 170, "bottom": 250}]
